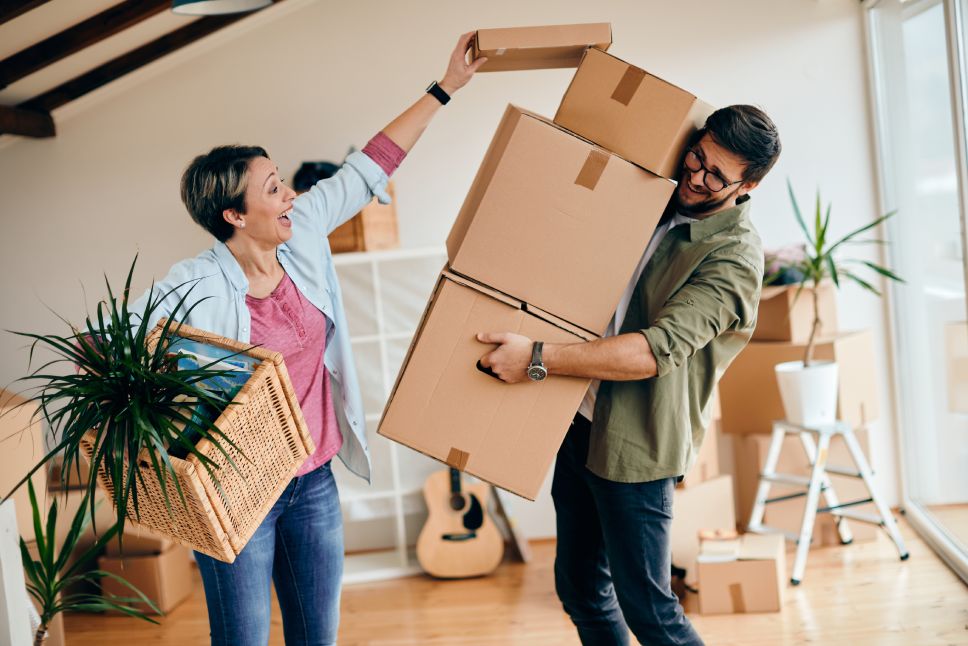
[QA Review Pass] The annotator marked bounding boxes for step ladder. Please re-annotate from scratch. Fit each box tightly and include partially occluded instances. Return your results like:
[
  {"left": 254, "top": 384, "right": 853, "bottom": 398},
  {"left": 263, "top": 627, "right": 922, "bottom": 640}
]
[{"left": 746, "top": 420, "right": 909, "bottom": 585}]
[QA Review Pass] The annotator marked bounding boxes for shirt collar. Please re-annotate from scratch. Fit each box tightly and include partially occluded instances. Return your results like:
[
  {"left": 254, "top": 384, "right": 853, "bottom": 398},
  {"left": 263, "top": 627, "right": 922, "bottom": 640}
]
[
  {"left": 685, "top": 194, "right": 752, "bottom": 242},
  {"left": 212, "top": 239, "right": 293, "bottom": 292}
]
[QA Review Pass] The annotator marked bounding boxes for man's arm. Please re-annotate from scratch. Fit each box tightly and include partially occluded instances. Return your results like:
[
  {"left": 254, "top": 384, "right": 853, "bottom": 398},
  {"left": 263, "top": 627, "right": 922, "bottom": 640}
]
[{"left": 476, "top": 332, "right": 657, "bottom": 384}]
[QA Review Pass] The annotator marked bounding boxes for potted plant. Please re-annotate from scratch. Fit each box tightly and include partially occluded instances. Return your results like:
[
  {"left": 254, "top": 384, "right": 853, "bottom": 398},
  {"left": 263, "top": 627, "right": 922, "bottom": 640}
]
[
  {"left": 774, "top": 181, "right": 903, "bottom": 426},
  {"left": 3, "top": 256, "right": 314, "bottom": 562},
  {"left": 21, "top": 480, "right": 158, "bottom": 645}
]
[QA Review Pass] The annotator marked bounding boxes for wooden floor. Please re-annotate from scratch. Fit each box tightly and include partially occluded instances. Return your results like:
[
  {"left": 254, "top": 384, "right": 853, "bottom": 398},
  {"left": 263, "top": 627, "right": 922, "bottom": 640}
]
[{"left": 65, "top": 517, "right": 967, "bottom": 646}]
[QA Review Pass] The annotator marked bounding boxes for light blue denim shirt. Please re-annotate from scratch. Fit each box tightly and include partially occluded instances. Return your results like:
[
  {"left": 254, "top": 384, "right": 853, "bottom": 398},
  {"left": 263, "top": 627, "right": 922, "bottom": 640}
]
[{"left": 131, "top": 151, "right": 391, "bottom": 483}]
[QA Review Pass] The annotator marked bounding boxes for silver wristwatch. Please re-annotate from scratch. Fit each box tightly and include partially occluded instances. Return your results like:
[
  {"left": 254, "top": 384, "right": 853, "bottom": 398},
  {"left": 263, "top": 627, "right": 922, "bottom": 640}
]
[{"left": 527, "top": 341, "right": 548, "bottom": 382}]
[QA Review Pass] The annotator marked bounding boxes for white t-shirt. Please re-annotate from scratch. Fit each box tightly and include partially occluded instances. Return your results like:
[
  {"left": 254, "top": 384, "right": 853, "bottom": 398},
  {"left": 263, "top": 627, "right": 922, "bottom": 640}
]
[{"left": 578, "top": 212, "right": 698, "bottom": 421}]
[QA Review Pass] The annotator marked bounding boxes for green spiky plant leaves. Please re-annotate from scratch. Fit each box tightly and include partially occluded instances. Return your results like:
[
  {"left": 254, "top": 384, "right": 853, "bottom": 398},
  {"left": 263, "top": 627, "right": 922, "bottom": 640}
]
[
  {"left": 786, "top": 181, "right": 903, "bottom": 367},
  {"left": 3, "top": 255, "right": 249, "bottom": 545},
  {"left": 21, "top": 480, "right": 160, "bottom": 645}
]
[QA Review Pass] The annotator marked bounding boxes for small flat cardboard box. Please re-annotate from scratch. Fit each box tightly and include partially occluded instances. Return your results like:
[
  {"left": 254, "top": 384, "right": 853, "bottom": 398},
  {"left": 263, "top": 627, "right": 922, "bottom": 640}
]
[
  {"left": 378, "top": 270, "right": 593, "bottom": 500},
  {"left": 678, "top": 418, "right": 721, "bottom": 489},
  {"left": 718, "top": 330, "right": 879, "bottom": 435},
  {"left": 99, "top": 544, "right": 194, "bottom": 614},
  {"left": 554, "top": 47, "right": 714, "bottom": 179},
  {"left": 105, "top": 522, "right": 175, "bottom": 557},
  {"left": 733, "top": 429, "right": 878, "bottom": 544},
  {"left": 472, "top": 23, "right": 612, "bottom": 72},
  {"left": 329, "top": 182, "right": 399, "bottom": 254},
  {"left": 0, "top": 391, "right": 48, "bottom": 542},
  {"left": 671, "top": 475, "right": 735, "bottom": 585},
  {"left": 697, "top": 533, "right": 785, "bottom": 615},
  {"left": 447, "top": 104, "right": 674, "bottom": 335},
  {"left": 753, "top": 283, "right": 838, "bottom": 343}
]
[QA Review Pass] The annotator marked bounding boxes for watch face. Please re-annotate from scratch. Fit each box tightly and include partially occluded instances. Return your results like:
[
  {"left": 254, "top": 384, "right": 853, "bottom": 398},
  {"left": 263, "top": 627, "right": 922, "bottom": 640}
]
[{"left": 528, "top": 365, "right": 548, "bottom": 382}]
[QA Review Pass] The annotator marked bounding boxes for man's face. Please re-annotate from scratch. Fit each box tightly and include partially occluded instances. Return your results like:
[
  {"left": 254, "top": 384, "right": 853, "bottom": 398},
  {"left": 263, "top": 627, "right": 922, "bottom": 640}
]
[{"left": 674, "top": 134, "right": 757, "bottom": 216}]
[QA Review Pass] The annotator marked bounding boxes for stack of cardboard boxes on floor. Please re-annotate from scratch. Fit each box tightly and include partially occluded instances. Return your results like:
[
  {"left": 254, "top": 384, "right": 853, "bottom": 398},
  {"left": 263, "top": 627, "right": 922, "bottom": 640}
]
[
  {"left": 1, "top": 390, "right": 194, "bottom": 644},
  {"left": 378, "top": 23, "right": 714, "bottom": 500},
  {"left": 719, "top": 283, "right": 881, "bottom": 544}
]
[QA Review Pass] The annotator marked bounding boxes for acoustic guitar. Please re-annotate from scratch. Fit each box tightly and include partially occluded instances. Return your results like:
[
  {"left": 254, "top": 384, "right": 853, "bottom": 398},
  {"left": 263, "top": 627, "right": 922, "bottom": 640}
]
[{"left": 416, "top": 468, "right": 504, "bottom": 578}]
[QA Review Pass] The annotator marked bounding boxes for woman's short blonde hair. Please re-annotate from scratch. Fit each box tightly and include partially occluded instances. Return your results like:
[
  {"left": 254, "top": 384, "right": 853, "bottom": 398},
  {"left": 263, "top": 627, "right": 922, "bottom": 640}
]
[{"left": 180, "top": 145, "right": 269, "bottom": 242}]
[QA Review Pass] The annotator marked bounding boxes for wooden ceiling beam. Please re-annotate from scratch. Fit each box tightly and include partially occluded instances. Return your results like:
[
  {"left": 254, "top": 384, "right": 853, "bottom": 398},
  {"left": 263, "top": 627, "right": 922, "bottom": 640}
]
[
  {"left": 0, "top": 0, "right": 53, "bottom": 27},
  {"left": 0, "top": 104, "right": 54, "bottom": 137},
  {"left": 0, "top": 0, "right": 171, "bottom": 89}
]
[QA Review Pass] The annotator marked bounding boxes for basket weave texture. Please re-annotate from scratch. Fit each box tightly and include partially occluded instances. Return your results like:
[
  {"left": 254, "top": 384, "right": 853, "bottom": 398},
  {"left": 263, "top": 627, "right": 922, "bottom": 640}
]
[{"left": 79, "top": 320, "right": 315, "bottom": 563}]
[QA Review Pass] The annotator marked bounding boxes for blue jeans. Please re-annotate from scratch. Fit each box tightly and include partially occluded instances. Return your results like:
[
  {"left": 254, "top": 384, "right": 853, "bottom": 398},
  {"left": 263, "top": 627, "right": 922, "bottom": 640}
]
[
  {"left": 552, "top": 416, "right": 704, "bottom": 646},
  {"left": 194, "top": 462, "right": 344, "bottom": 646}
]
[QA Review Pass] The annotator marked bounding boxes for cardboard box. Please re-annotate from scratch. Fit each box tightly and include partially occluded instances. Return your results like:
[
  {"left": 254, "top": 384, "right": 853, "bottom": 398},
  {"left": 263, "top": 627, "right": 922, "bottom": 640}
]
[
  {"left": 447, "top": 104, "right": 674, "bottom": 335},
  {"left": 329, "top": 182, "right": 399, "bottom": 253},
  {"left": 105, "top": 523, "right": 175, "bottom": 557},
  {"left": 554, "top": 47, "right": 714, "bottom": 179},
  {"left": 945, "top": 322, "right": 968, "bottom": 413},
  {"left": 99, "top": 544, "right": 193, "bottom": 614},
  {"left": 718, "top": 330, "right": 879, "bottom": 435},
  {"left": 472, "top": 23, "right": 612, "bottom": 72},
  {"left": 0, "top": 392, "right": 48, "bottom": 541},
  {"left": 697, "top": 533, "right": 785, "bottom": 614},
  {"left": 378, "top": 270, "right": 593, "bottom": 500},
  {"left": 671, "top": 475, "right": 735, "bottom": 585},
  {"left": 678, "top": 418, "right": 720, "bottom": 488},
  {"left": 753, "top": 283, "right": 838, "bottom": 343},
  {"left": 733, "top": 430, "right": 878, "bottom": 544}
]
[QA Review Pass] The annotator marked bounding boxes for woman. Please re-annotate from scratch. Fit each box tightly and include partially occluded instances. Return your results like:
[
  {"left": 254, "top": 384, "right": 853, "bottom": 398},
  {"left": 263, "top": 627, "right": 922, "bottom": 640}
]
[{"left": 132, "top": 33, "right": 485, "bottom": 646}]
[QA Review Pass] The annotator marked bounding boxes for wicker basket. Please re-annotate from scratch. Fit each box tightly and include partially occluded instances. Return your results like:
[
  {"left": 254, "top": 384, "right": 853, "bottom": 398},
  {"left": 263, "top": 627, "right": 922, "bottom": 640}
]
[{"left": 79, "top": 320, "right": 315, "bottom": 563}]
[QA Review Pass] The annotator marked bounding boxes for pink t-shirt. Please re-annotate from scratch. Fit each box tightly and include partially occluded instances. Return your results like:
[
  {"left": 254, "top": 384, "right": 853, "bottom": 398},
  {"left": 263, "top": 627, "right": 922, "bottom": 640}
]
[{"left": 247, "top": 274, "right": 341, "bottom": 475}]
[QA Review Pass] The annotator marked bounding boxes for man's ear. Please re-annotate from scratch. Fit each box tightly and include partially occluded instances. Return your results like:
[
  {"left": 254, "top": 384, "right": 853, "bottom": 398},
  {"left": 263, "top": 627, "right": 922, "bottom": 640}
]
[{"left": 737, "top": 179, "right": 760, "bottom": 198}]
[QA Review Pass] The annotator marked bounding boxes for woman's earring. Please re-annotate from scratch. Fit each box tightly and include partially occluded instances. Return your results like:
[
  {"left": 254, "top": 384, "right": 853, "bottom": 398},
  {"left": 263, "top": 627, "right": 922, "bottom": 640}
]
[{"left": 239, "top": 221, "right": 246, "bottom": 229}]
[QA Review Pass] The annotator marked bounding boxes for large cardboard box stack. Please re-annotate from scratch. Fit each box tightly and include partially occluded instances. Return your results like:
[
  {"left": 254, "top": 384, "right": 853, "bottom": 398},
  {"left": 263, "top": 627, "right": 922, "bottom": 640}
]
[
  {"left": 379, "top": 23, "right": 715, "bottom": 499},
  {"left": 670, "top": 474, "right": 735, "bottom": 586},
  {"left": 98, "top": 526, "right": 193, "bottom": 615}
]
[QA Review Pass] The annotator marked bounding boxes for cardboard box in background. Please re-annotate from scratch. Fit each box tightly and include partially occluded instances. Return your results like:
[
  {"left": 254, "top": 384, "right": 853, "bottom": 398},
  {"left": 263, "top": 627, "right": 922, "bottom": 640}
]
[
  {"left": 718, "top": 330, "right": 879, "bottom": 435},
  {"left": 697, "top": 533, "right": 785, "bottom": 615},
  {"left": 753, "top": 283, "right": 838, "bottom": 343},
  {"left": 329, "top": 182, "right": 399, "bottom": 254},
  {"left": 554, "top": 47, "right": 714, "bottom": 179},
  {"left": 0, "top": 391, "right": 48, "bottom": 542},
  {"left": 378, "top": 271, "right": 593, "bottom": 500},
  {"left": 671, "top": 475, "right": 735, "bottom": 585},
  {"left": 105, "top": 522, "right": 175, "bottom": 558},
  {"left": 945, "top": 321, "right": 968, "bottom": 414},
  {"left": 678, "top": 418, "right": 720, "bottom": 489},
  {"left": 472, "top": 23, "right": 612, "bottom": 72},
  {"left": 99, "top": 544, "right": 193, "bottom": 615},
  {"left": 447, "top": 104, "right": 674, "bottom": 335},
  {"left": 732, "top": 429, "right": 878, "bottom": 545}
]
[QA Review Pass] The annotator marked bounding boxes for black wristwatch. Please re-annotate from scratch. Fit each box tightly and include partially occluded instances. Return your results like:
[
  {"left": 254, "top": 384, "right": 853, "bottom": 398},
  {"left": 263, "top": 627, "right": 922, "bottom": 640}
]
[
  {"left": 426, "top": 80, "right": 451, "bottom": 105},
  {"left": 527, "top": 341, "right": 548, "bottom": 382}
]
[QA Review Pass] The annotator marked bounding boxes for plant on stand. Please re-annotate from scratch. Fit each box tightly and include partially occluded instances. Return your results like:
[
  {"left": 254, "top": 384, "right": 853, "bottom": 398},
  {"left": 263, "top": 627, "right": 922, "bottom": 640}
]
[
  {"left": 774, "top": 181, "right": 903, "bottom": 426},
  {"left": 21, "top": 481, "right": 158, "bottom": 645}
]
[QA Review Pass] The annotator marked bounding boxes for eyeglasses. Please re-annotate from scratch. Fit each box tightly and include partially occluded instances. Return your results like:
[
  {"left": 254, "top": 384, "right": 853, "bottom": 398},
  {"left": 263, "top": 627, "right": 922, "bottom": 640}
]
[{"left": 683, "top": 149, "right": 742, "bottom": 193}]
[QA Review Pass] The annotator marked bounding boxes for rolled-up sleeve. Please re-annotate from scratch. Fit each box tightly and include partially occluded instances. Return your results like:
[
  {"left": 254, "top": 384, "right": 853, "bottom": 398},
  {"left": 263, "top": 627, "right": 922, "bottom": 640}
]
[
  {"left": 640, "top": 252, "right": 761, "bottom": 377},
  {"left": 295, "top": 150, "right": 392, "bottom": 237}
]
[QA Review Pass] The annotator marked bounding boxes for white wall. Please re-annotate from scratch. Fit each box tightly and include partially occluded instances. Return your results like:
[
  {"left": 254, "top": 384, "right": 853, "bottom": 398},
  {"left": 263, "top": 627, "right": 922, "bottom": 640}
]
[{"left": 0, "top": 0, "right": 898, "bottom": 538}]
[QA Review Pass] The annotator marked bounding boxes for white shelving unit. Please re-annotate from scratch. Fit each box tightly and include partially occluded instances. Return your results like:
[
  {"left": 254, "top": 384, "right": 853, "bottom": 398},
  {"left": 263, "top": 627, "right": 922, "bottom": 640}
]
[{"left": 331, "top": 246, "right": 448, "bottom": 584}]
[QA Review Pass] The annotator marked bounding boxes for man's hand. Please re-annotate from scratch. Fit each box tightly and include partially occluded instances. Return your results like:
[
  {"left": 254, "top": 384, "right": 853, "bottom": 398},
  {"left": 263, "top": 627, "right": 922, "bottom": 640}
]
[
  {"left": 440, "top": 32, "right": 487, "bottom": 95},
  {"left": 477, "top": 332, "right": 533, "bottom": 384}
]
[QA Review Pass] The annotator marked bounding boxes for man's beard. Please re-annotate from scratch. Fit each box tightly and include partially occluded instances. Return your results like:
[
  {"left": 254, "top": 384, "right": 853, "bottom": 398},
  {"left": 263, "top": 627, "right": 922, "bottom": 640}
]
[{"left": 675, "top": 183, "right": 742, "bottom": 216}]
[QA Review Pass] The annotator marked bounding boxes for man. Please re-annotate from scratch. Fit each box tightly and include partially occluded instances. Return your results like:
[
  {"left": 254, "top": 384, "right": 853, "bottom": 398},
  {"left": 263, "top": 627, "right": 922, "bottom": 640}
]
[{"left": 477, "top": 105, "right": 781, "bottom": 645}]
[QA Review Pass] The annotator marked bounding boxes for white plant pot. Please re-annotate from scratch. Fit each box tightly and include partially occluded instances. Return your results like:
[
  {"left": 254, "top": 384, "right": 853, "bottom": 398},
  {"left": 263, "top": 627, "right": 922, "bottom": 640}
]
[{"left": 774, "top": 360, "right": 839, "bottom": 427}]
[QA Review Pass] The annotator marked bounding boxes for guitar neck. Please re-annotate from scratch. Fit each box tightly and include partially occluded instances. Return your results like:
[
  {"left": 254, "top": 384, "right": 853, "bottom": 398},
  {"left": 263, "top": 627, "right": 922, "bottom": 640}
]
[{"left": 449, "top": 467, "right": 462, "bottom": 495}]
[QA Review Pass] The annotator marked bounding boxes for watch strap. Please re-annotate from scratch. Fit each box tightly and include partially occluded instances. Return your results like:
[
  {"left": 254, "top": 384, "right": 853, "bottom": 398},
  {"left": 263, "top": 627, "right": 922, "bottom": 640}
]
[
  {"left": 531, "top": 341, "right": 544, "bottom": 367},
  {"left": 426, "top": 80, "right": 451, "bottom": 105}
]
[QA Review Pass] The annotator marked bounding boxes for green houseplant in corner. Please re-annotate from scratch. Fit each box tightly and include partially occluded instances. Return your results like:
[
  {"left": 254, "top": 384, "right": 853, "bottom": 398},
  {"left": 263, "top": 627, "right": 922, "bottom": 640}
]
[
  {"left": 21, "top": 480, "right": 159, "bottom": 645},
  {"left": 774, "top": 181, "right": 903, "bottom": 426}
]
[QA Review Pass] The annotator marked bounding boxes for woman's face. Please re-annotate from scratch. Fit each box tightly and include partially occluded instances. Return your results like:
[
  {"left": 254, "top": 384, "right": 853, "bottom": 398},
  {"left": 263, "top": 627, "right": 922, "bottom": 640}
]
[{"left": 232, "top": 155, "right": 297, "bottom": 245}]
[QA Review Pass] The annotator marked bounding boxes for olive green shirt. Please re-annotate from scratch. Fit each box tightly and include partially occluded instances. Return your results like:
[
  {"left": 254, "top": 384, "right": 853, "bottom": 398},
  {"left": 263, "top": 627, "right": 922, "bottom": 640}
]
[{"left": 589, "top": 195, "right": 763, "bottom": 483}]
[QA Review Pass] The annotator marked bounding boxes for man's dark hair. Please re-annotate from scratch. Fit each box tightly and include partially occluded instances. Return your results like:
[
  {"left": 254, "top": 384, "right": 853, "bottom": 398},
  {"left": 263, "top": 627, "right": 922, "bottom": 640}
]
[
  {"left": 180, "top": 145, "right": 270, "bottom": 243},
  {"left": 693, "top": 105, "right": 781, "bottom": 184}
]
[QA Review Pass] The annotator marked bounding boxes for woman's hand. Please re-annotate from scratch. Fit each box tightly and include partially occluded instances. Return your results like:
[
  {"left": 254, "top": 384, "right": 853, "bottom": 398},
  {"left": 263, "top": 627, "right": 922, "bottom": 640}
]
[{"left": 439, "top": 31, "right": 487, "bottom": 95}]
